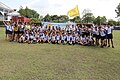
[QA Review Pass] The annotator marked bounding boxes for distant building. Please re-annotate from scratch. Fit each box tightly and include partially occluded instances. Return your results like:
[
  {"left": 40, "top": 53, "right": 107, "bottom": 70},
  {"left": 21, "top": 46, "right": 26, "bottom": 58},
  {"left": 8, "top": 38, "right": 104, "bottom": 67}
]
[{"left": 0, "top": 2, "right": 20, "bottom": 21}]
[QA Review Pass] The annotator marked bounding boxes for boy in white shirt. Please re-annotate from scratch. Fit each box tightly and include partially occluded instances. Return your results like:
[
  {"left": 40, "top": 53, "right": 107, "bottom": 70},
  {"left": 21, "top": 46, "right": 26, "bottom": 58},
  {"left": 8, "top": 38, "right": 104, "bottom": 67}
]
[{"left": 107, "top": 25, "right": 114, "bottom": 48}]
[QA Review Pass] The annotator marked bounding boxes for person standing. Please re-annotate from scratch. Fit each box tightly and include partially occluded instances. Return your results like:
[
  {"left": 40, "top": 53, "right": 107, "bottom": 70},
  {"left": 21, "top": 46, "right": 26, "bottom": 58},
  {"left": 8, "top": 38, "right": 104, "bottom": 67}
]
[
  {"left": 99, "top": 26, "right": 106, "bottom": 48},
  {"left": 107, "top": 25, "right": 114, "bottom": 48}
]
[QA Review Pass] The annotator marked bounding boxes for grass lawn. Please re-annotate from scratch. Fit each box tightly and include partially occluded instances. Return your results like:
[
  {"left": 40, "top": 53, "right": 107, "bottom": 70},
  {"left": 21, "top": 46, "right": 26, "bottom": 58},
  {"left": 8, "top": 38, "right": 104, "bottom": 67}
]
[{"left": 0, "top": 27, "right": 120, "bottom": 80}]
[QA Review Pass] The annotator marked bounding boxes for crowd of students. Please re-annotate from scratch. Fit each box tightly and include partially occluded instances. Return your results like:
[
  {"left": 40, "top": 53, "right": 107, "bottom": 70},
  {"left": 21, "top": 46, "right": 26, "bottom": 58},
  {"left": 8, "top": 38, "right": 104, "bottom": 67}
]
[{"left": 4, "top": 21, "right": 114, "bottom": 48}]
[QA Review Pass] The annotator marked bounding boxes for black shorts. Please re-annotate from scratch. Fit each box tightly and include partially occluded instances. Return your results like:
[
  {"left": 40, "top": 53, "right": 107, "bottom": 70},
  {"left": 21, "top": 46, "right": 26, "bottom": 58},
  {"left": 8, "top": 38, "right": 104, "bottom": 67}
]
[
  {"left": 92, "top": 34, "right": 96, "bottom": 38},
  {"left": 101, "top": 36, "right": 105, "bottom": 40},
  {"left": 14, "top": 31, "right": 18, "bottom": 34},
  {"left": 107, "top": 34, "right": 113, "bottom": 39},
  {"left": 29, "top": 38, "right": 33, "bottom": 41},
  {"left": 18, "top": 31, "right": 24, "bottom": 35},
  {"left": 8, "top": 31, "right": 13, "bottom": 34},
  {"left": 96, "top": 35, "right": 100, "bottom": 39},
  {"left": 6, "top": 30, "right": 9, "bottom": 34}
]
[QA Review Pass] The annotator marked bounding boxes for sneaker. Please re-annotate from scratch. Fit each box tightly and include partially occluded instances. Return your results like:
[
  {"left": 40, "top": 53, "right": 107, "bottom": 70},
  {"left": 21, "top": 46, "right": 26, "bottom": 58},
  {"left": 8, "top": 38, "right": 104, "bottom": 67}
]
[
  {"left": 101, "top": 46, "right": 104, "bottom": 48},
  {"left": 108, "top": 45, "right": 110, "bottom": 47},
  {"left": 112, "top": 46, "right": 114, "bottom": 48}
]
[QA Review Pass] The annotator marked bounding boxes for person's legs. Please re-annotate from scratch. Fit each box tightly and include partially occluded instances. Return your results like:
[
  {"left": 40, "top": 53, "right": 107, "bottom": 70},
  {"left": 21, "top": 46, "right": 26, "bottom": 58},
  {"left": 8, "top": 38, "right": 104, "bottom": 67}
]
[
  {"left": 6, "top": 34, "right": 8, "bottom": 40},
  {"left": 101, "top": 39, "right": 104, "bottom": 48},
  {"left": 108, "top": 39, "right": 110, "bottom": 47},
  {"left": 111, "top": 39, "right": 114, "bottom": 48}
]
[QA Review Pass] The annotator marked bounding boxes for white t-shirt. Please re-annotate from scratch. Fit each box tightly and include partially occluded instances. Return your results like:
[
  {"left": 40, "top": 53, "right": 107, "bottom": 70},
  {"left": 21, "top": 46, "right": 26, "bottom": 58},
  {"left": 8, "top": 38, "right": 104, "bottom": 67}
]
[
  {"left": 52, "top": 36, "right": 56, "bottom": 41},
  {"left": 108, "top": 26, "right": 114, "bottom": 34},
  {"left": 82, "top": 38, "right": 87, "bottom": 43},
  {"left": 100, "top": 30, "right": 105, "bottom": 36},
  {"left": 67, "top": 35, "right": 71, "bottom": 41},
  {"left": 61, "top": 36, "right": 66, "bottom": 41},
  {"left": 21, "top": 36, "right": 25, "bottom": 41},
  {"left": 89, "top": 36, "right": 93, "bottom": 41},
  {"left": 95, "top": 30, "right": 99, "bottom": 35},
  {"left": 30, "top": 35, "right": 34, "bottom": 39},
  {"left": 72, "top": 36, "right": 76, "bottom": 41},
  {"left": 56, "top": 36, "right": 60, "bottom": 40},
  {"left": 6, "top": 25, "right": 9, "bottom": 30},
  {"left": 8, "top": 26, "right": 13, "bottom": 31}
]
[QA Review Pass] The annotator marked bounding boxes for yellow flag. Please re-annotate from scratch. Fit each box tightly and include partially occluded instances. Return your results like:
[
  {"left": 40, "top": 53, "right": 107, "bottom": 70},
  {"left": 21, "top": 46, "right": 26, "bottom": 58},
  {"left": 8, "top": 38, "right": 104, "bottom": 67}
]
[{"left": 67, "top": 6, "right": 80, "bottom": 17}]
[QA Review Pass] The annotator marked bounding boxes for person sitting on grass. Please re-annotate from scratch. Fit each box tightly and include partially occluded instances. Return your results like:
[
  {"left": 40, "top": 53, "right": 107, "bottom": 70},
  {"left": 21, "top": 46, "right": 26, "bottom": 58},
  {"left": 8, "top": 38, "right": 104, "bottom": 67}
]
[
  {"left": 81, "top": 35, "right": 89, "bottom": 46},
  {"left": 28, "top": 33, "right": 34, "bottom": 44},
  {"left": 55, "top": 33, "right": 61, "bottom": 44},
  {"left": 47, "top": 33, "right": 51, "bottom": 44},
  {"left": 19, "top": 34, "right": 26, "bottom": 43},
  {"left": 72, "top": 33, "right": 76, "bottom": 45},
  {"left": 88, "top": 34, "right": 94, "bottom": 46},
  {"left": 51, "top": 33, "right": 56, "bottom": 44},
  {"left": 66, "top": 33, "right": 72, "bottom": 45}
]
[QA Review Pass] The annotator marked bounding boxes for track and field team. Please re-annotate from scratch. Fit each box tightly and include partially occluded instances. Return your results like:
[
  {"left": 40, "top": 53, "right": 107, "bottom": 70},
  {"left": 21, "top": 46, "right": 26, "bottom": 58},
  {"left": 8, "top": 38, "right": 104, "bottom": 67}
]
[{"left": 4, "top": 21, "right": 114, "bottom": 48}]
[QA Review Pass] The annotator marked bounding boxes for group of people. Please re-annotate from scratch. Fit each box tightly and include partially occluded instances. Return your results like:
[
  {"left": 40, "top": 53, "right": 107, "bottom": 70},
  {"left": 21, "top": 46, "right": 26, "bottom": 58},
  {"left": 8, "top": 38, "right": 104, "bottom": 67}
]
[{"left": 4, "top": 21, "right": 114, "bottom": 48}]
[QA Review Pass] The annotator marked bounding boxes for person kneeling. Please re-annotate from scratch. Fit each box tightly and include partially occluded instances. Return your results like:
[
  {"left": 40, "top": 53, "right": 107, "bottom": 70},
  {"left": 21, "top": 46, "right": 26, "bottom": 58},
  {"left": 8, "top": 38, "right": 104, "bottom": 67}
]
[
  {"left": 19, "top": 34, "right": 26, "bottom": 43},
  {"left": 81, "top": 36, "right": 88, "bottom": 46}
]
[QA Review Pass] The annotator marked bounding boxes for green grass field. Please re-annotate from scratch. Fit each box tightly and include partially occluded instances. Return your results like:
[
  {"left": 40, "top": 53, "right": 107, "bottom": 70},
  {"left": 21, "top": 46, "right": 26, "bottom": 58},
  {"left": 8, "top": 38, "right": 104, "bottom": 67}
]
[{"left": 0, "top": 27, "right": 120, "bottom": 80}]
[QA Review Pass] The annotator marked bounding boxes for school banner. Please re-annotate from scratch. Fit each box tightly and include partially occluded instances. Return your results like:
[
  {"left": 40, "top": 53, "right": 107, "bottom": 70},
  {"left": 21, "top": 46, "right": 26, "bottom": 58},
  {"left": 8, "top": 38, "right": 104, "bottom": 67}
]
[{"left": 67, "top": 5, "right": 80, "bottom": 17}]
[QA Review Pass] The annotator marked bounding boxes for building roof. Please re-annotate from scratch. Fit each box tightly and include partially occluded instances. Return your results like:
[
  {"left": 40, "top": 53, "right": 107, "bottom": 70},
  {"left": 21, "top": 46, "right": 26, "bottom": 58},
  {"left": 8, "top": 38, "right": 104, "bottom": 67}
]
[{"left": 0, "top": 2, "right": 13, "bottom": 11}]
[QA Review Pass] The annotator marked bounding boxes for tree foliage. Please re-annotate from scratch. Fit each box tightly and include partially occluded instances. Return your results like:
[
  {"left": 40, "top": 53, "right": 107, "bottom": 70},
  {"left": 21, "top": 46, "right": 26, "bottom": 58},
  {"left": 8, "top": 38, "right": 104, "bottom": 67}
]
[
  {"left": 108, "top": 19, "right": 117, "bottom": 25},
  {"left": 115, "top": 3, "right": 120, "bottom": 17},
  {"left": 82, "top": 13, "right": 95, "bottom": 23},
  {"left": 18, "top": 6, "right": 39, "bottom": 18},
  {"left": 94, "top": 16, "right": 107, "bottom": 25},
  {"left": 43, "top": 14, "right": 69, "bottom": 23}
]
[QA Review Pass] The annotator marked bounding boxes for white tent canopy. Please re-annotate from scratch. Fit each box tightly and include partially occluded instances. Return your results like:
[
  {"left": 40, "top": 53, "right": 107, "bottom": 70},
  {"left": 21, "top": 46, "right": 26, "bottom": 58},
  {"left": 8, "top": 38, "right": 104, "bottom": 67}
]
[{"left": 7, "top": 11, "right": 20, "bottom": 16}]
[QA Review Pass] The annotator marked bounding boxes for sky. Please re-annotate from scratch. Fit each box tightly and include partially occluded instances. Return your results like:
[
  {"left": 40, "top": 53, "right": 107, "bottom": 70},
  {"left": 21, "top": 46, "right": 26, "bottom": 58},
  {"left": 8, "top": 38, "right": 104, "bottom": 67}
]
[{"left": 1, "top": 0, "right": 120, "bottom": 20}]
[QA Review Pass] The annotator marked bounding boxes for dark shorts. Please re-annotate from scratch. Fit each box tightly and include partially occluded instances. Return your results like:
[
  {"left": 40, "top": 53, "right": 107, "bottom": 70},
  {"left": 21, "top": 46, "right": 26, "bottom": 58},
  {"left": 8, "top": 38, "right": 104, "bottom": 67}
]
[
  {"left": 29, "top": 38, "right": 33, "bottom": 41},
  {"left": 14, "top": 31, "right": 18, "bottom": 34},
  {"left": 107, "top": 34, "right": 113, "bottom": 39},
  {"left": 8, "top": 31, "right": 13, "bottom": 34},
  {"left": 19, "top": 31, "right": 24, "bottom": 35},
  {"left": 101, "top": 36, "right": 105, "bottom": 40},
  {"left": 5, "top": 30, "right": 9, "bottom": 34},
  {"left": 92, "top": 34, "right": 96, "bottom": 38},
  {"left": 96, "top": 35, "right": 100, "bottom": 39}
]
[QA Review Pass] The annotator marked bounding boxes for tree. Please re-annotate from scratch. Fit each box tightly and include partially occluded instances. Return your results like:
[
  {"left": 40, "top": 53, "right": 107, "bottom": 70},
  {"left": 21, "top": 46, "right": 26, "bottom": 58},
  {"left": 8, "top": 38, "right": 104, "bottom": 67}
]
[
  {"left": 108, "top": 19, "right": 117, "bottom": 25},
  {"left": 94, "top": 16, "right": 107, "bottom": 25},
  {"left": 18, "top": 6, "right": 26, "bottom": 16},
  {"left": 115, "top": 3, "right": 120, "bottom": 17},
  {"left": 59, "top": 15, "right": 69, "bottom": 23},
  {"left": 43, "top": 14, "right": 69, "bottom": 23},
  {"left": 18, "top": 6, "right": 39, "bottom": 18},
  {"left": 82, "top": 13, "right": 95, "bottom": 23},
  {"left": 43, "top": 14, "right": 51, "bottom": 22},
  {"left": 71, "top": 16, "right": 81, "bottom": 23}
]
